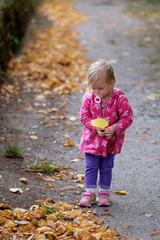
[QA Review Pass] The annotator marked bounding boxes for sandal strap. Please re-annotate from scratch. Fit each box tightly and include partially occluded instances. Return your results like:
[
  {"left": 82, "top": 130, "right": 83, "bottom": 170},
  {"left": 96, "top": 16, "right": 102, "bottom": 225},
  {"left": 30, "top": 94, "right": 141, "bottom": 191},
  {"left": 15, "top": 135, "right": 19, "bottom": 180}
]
[
  {"left": 83, "top": 192, "right": 93, "bottom": 197},
  {"left": 98, "top": 191, "right": 109, "bottom": 196}
]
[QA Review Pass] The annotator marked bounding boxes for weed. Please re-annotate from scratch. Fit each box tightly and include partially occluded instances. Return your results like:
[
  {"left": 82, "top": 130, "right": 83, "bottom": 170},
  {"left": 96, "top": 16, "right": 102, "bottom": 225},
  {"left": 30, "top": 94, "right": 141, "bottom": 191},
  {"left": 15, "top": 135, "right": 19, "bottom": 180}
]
[
  {"left": 28, "top": 161, "right": 60, "bottom": 174},
  {"left": 44, "top": 206, "right": 56, "bottom": 215},
  {"left": 4, "top": 143, "right": 24, "bottom": 159}
]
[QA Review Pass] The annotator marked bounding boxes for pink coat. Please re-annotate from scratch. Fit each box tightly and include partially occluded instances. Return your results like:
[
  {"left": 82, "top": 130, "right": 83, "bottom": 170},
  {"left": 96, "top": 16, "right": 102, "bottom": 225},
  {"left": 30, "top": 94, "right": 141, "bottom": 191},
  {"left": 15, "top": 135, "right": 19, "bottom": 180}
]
[{"left": 79, "top": 88, "right": 133, "bottom": 157}]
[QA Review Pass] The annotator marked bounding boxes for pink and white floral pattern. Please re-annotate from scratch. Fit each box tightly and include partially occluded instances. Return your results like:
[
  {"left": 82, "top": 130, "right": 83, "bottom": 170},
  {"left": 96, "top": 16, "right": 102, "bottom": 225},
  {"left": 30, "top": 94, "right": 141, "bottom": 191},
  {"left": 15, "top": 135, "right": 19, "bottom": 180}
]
[{"left": 79, "top": 88, "right": 133, "bottom": 157}]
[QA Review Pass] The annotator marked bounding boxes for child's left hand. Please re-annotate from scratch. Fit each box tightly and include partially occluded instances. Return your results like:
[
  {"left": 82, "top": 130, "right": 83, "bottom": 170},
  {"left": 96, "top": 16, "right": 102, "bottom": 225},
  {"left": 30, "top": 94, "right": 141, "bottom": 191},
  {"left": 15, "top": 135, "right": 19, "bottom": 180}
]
[{"left": 104, "top": 126, "right": 116, "bottom": 139}]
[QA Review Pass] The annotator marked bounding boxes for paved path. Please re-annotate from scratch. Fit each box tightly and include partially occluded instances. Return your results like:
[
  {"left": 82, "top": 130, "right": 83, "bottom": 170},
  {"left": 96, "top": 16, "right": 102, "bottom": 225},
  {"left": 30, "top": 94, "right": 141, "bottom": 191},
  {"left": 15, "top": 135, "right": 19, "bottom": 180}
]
[{"left": 72, "top": 0, "right": 160, "bottom": 239}]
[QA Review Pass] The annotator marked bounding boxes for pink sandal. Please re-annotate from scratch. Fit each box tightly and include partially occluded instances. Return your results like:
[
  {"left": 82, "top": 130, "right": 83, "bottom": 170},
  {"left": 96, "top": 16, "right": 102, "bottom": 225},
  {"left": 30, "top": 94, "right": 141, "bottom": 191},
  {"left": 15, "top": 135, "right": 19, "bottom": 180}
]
[
  {"left": 79, "top": 192, "right": 96, "bottom": 207},
  {"left": 98, "top": 191, "right": 110, "bottom": 206}
]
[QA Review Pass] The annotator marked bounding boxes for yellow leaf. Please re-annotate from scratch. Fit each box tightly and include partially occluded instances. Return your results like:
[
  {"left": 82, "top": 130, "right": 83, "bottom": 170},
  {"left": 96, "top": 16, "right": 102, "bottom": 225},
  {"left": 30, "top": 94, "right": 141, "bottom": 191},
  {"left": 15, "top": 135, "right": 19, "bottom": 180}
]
[
  {"left": 4, "top": 219, "right": 16, "bottom": 228},
  {"left": 43, "top": 90, "right": 52, "bottom": 95},
  {"left": 30, "top": 135, "right": 39, "bottom": 140},
  {"left": 35, "top": 234, "right": 47, "bottom": 240},
  {"left": 46, "top": 214, "right": 57, "bottom": 221},
  {"left": 44, "top": 124, "right": 53, "bottom": 128},
  {"left": 114, "top": 190, "right": 128, "bottom": 195},
  {"left": 65, "top": 224, "right": 73, "bottom": 231},
  {"left": 92, "top": 118, "right": 109, "bottom": 128},
  {"left": 77, "top": 184, "right": 84, "bottom": 188},
  {"left": 95, "top": 232, "right": 102, "bottom": 239}
]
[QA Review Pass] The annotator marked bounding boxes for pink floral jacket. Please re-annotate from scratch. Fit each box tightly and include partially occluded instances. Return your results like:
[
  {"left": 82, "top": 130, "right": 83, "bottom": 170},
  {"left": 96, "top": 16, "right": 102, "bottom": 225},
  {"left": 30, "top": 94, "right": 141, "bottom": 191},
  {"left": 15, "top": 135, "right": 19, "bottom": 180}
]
[{"left": 79, "top": 88, "right": 133, "bottom": 157}]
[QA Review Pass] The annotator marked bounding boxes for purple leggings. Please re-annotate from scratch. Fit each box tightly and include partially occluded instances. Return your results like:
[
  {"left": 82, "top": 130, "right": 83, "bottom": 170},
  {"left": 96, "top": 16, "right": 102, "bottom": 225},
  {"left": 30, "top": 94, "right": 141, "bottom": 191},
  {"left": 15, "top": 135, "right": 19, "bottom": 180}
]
[{"left": 85, "top": 153, "right": 115, "bottom": 189}]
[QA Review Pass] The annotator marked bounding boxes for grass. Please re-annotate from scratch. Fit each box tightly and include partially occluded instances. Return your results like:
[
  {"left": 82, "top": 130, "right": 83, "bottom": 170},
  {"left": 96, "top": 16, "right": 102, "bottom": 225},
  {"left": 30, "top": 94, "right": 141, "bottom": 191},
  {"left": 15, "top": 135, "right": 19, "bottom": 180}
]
[
  {"left": 4, "top": 143, "right": 24, "bottom": 158},
  {"left": 27, "top": 161, "right": 61, "bottom": 174},
  {"left": 44, "top": 206, "right": 57, "bottom": 215}
]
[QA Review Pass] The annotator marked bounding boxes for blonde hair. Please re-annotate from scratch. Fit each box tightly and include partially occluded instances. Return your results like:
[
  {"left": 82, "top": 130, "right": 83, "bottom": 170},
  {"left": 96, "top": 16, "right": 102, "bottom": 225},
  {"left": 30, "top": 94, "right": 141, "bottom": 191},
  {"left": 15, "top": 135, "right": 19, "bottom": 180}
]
[{"left": 87, "top": 59, "right": 116, "bottom": 91}]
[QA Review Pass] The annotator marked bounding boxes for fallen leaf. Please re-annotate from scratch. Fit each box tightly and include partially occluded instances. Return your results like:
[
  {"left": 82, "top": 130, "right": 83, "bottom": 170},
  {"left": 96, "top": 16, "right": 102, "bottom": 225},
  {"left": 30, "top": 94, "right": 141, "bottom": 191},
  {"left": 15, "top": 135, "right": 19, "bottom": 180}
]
[
  {"left": 156, "top": 157, "right": 160, "bottom": 160},
  {"left": 0, "top": 204, "right": 12, "bottom": 210},
  {"left": 44, "top": 124, "right": 53, "bottom": 128},
  {"left": 30, "top": 135, "right": 39, "bottom": 140},
  {"left": 92, "top": 118, "right": 109, "bottom": 128},
  {"left": 36, "top": 174, "right": 55, "bottom": 182},
  {"left": 0, "top": 175, "right": 2, "bottom": 179},
  {"left": 64, "top": 140, "right": 74, "bottom": 147},
  {"left": 4, "top": 219, "right": 16, "bottom": 228},
  {"left": 14, "top": 220, "right": 29, "bottom": 225},
  {"left": 123, "top": 224, "right": 131, "bottom": 228},
  {"left": 20, "top": 178, "right": 28, "bottom": 184},
  {"left": 77, "top": 184, "right": 85, "bottom": 188},
  {"left": 69, "top": 116, "right": 77, "bottom": 121},
  {"left": 114, "top": 190, "right": 128, "bottom": 195},
  {"left": 60, "top": 186, "right": 74, "bottom": 190},
  {"left": 44, "top": 184, "right": 55, "bottom": 188},
  {"left": 63, "top": 134, "right": 70, "bottom": 139},
  {"left": 133, "top": 136, "right": 147, "bottom": 142},
  {"left": 70, "top": 158, "right": 79, "bottom": 163},
  {"left": 149, "top": 232, "right": 159, "bottom": 236},
  {"left": 149, "top": 140, "right": 157, "bottom": 144},
  {"left": 101, "top": 212, "right": 114, "bottom": 216},
  {"left": 72, "top": 156, "right": 85, "bottom": 159},
  {"left": 9, "top": 188, "right": 23, "bottom": 194}
]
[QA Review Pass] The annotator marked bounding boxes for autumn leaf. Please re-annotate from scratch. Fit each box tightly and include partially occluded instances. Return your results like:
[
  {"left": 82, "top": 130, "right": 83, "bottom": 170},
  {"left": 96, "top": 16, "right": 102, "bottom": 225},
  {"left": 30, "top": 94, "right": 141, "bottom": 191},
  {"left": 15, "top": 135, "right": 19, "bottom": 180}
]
[
  {"left": 44, "top": 184, "right": 55, "bottom": 188},
  {"left": 133, "top": 136, "right": 147, "bottom": 142},
  {"left": 60, "top": 186, "right": 74, "bottom": 190},
  {"left": 30, "top": 135, "right": 39, "bottom": 140},
  {"left": 77, "top": 184, "right": 85, "bottom": 188},
  {"left": 92, "top": 118, "right": 109, "bottom": 128},
  {"left": 114, "top": 190, "right": 128, "bottom": 195},
  {"left": 149, "top": 232, "right": 159, "bottom": 236},
  {"left": 9, "top": 188, "right": 23, "bottom": 194},
  {"left": 64, "top": 140, "right": 74, "bottom": 147}
]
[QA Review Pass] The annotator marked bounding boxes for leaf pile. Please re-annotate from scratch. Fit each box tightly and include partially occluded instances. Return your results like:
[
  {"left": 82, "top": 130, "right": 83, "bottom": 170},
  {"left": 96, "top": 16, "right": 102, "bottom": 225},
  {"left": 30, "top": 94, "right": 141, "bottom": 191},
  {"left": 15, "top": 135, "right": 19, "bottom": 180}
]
[
  {"left": 5, "top": 0, "right": 89, "bottom": 96},
  {"left": 0, "top": 198, "right": 120, "bottom": 240}
]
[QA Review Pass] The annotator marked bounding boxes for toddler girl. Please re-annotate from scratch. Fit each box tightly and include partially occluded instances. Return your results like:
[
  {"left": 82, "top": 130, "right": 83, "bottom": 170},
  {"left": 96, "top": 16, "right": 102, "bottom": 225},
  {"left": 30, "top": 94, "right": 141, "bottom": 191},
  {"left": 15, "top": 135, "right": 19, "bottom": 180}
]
[{"left": 79, "top": 59, "right": 133, "bottom": 207}]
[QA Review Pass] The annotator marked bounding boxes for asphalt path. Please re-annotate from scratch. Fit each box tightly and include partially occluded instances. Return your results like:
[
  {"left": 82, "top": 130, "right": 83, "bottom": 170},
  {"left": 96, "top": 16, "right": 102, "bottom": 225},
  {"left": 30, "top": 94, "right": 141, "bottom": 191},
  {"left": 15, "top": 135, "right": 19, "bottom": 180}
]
[{"left": 72, "top": 0, "right": 160, "bottom": 239}]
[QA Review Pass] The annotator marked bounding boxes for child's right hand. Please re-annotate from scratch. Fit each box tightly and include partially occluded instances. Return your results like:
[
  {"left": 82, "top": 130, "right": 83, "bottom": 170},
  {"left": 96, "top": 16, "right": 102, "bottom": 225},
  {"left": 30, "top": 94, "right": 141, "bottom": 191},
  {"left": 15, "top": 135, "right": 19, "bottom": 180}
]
[{"left": 96, "top": 127, "right": 105, "bottom": 137}]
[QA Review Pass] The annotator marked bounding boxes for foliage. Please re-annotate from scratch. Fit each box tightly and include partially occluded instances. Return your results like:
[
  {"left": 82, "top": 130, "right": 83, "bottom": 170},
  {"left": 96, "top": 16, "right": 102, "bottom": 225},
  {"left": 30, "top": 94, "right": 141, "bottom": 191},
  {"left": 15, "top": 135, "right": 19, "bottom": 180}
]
[
  {"left": 0, "top": 198, "right": 121, "bottom": 239},
  {"left": 28, "top": 161, "right": 62, "bottom": 174},
  {"left": 4, "top": 143, "right": 24, "bottom": 158},
  {"left": 0, "top": 0, "right": 39, "bottom": 81},
  {"left": 6, "top": 0, "right": 89, "bottom": 95}
]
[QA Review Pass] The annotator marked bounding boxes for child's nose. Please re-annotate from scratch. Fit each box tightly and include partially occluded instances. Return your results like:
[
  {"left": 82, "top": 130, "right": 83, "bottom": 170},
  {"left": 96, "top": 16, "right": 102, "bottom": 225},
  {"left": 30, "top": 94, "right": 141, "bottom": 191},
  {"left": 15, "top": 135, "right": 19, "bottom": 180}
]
[{"left": 95, "top": 89, "right": 99, "bottom": 95}]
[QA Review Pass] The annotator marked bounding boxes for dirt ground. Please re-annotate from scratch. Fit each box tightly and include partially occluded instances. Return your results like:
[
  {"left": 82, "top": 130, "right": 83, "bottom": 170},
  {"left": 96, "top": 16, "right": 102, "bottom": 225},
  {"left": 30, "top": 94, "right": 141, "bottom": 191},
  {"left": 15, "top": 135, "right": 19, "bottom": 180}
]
[{"left": 0, "top": 0, "right": 160, "bottom": 239}]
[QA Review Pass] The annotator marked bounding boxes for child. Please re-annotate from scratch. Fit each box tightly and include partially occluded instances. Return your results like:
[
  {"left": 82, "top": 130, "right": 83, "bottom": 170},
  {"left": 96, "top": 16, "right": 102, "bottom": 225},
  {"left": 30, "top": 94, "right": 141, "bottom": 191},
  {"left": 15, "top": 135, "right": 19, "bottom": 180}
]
[{"left": 79, "top": 59, "right": 133, "bottom": 207}]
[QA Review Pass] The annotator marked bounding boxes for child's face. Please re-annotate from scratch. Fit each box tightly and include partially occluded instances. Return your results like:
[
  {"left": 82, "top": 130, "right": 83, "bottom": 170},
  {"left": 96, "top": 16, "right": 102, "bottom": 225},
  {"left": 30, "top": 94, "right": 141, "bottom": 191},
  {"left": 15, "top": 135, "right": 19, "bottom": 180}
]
[{"left": 91, "top": 77, "right": 114, "bottom": 100}]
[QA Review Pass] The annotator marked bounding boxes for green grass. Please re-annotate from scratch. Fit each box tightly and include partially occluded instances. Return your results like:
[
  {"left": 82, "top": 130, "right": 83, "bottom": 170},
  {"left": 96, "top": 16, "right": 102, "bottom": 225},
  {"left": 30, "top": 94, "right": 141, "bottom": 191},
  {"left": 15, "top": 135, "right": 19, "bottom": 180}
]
[
  {"left": 28, "top": 161, "right": 60, "bottom": 174},
  {"left": 44, "top": 206, "right": 57, "bottom": 215},
  {"left": 4, "top": 143, "right": 24, "bottom": 158}
]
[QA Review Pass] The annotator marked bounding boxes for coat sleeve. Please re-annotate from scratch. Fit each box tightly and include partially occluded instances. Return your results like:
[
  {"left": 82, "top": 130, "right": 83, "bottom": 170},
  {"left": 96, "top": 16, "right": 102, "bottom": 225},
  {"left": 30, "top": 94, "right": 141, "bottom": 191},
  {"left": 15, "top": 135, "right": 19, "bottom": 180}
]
[
  {"left": 112, "top": 95, "right": 133, "bottom": 134},
  {"left": 80, "top": 94, "right": 97, "bottom": 134}
]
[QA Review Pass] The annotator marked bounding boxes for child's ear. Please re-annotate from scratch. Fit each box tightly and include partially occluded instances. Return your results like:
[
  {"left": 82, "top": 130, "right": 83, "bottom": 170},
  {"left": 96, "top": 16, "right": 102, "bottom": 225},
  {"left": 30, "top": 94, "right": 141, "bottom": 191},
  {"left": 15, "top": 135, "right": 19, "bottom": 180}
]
[{"left": 111, "top": 79, "right": 115, "bottom": 87}]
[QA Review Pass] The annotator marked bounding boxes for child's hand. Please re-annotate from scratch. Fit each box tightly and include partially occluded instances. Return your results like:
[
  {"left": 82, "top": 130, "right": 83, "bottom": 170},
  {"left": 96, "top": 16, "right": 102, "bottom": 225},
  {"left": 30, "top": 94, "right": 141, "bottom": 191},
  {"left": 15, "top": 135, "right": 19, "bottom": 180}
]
[
  {"left": 96, "top": 127, "right": 105, "bottom": 137},
  {"left": 104, "top": 126, "right": 116, "bottom": 139}
]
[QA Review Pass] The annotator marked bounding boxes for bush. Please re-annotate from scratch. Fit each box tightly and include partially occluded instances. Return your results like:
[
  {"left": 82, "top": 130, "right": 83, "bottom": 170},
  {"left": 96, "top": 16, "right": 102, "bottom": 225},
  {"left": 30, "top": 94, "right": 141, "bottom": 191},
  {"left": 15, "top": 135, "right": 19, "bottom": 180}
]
[{"left": 0, "top": 0, "right": 39, "bottom": 83}]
